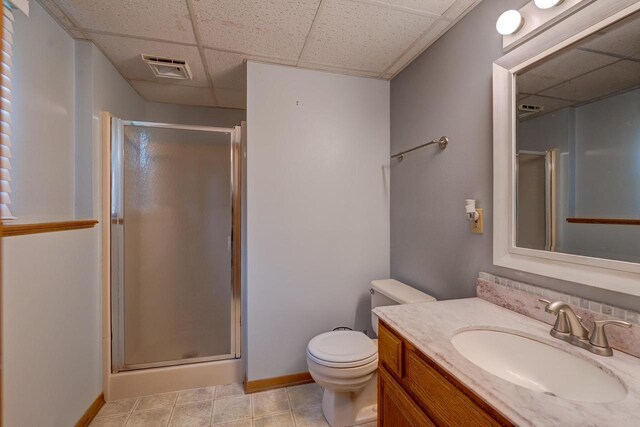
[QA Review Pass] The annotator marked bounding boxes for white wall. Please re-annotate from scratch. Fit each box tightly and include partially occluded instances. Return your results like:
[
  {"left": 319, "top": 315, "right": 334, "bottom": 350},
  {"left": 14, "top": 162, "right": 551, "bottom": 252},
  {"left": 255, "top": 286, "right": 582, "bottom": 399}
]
[
  {"left": 4, "top": 3, "right": 246, "bottom": 424},
  {"left": 3, "top": 4, "right": 101, "bottom": 427},
  {"left": 246, "top": 62, "right": 390, "bottom": 381},
  {"left": 10, "top": 1, "right": 75, "bottom": 222}
]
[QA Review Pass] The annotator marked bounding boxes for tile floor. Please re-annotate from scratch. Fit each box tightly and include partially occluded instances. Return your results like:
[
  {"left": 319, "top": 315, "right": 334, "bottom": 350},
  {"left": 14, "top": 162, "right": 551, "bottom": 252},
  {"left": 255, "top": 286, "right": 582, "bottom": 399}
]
[{"left": 91, "top": 382, "right": 375, "bottom": 427}]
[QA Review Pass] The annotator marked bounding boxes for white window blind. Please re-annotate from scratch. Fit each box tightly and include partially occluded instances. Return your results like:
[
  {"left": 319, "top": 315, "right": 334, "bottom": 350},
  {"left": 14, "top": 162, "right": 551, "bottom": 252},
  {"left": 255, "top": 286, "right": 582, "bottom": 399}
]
[{"left": 1, "top": 5, "right": 15, "bottom": 220}]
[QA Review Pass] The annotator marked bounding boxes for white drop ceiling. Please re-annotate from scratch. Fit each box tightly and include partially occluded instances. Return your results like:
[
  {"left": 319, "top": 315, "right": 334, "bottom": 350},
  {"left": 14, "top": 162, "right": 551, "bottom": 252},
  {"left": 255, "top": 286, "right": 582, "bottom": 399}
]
[
  {"left": 518, "top": 11, "right": 640, "bottom": 119},
  {"left": 38, "top": 0, "right": 481, "bottom": 109}
]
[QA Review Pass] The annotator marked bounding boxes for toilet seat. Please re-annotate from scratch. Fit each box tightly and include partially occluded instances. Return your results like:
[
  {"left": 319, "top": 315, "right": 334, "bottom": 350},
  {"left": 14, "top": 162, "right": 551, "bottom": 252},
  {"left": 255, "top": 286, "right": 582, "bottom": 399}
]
[{"left": 307, "top": 331, "right": 377, "bottom": 368}]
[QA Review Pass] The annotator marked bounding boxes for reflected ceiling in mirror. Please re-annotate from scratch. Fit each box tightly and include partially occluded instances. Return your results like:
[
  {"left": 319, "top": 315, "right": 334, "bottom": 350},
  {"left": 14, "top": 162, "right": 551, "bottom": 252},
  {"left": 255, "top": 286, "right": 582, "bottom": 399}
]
[{"left": 514, "top": 10, "right": 640, "bottom": 264}]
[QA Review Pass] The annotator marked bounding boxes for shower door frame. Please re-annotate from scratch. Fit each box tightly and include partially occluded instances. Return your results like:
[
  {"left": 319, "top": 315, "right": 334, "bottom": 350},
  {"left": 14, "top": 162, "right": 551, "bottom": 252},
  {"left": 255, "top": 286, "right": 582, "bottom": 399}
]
[{"left": 110, "top": 118, "right": 242, "bottom": 373}]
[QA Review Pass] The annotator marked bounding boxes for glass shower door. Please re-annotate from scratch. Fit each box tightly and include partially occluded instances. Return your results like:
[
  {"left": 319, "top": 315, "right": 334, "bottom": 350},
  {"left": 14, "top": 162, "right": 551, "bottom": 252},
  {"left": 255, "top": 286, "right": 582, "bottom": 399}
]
[{"left": 111, "top": 120, "right": 239, "bottom": 371}]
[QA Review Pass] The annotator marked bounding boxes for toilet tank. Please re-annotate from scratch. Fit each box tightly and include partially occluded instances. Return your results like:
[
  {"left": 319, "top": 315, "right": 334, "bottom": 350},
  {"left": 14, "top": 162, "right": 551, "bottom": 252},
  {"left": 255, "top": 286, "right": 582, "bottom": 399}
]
[{"left": 370, "top": 279, "right": 436, "bottom": 336}]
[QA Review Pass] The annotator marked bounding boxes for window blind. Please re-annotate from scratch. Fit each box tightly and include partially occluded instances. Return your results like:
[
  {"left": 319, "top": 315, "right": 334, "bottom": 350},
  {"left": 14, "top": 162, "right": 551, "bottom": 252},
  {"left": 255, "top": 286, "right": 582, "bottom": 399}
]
[{"left": 1, "top": 5, "right": 14, "bottom": 220}]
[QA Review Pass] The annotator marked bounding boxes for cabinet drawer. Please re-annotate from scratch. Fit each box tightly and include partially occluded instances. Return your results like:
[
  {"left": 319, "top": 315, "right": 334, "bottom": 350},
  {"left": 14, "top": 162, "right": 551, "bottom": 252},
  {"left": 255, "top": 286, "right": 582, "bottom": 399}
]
[
  {"left": 406, "top": 350, "right": 502, "bottom": 427},
  {"left": 378, "top": 322, "right": 403, "bottom": 378}
]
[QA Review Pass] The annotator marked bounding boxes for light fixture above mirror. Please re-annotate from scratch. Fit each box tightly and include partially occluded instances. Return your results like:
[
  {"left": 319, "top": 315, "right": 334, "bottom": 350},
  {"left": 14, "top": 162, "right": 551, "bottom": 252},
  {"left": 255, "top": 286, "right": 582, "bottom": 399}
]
[
  {"left": 534, "top": 0, "right": 564, "bottom": 9},
  {"left": 496, "top": 10, "right": 524, "bottom": 35}
]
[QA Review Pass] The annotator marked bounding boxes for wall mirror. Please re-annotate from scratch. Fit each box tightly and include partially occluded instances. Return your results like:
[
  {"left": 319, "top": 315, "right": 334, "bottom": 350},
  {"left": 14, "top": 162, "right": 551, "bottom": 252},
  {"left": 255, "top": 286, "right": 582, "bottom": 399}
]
[
  {"left": 493, "top": 0, "right": 640, "bottom": 296},
  {"left": 515, "top": 10, "right": 640, "bottom": 263}
]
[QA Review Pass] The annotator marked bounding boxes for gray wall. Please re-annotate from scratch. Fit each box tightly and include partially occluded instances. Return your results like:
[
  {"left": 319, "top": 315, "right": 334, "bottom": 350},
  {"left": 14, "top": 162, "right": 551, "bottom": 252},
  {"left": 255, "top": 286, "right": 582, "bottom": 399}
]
[{"left": 390, "top": 0, "right": 640, "bottom": 310}]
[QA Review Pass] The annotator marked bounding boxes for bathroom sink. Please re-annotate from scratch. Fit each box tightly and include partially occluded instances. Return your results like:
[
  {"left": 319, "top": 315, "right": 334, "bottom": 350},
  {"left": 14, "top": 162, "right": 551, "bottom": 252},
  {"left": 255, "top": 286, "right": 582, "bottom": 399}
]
[{"left": 451, "top": 329, "right": 626, "bottom": 403}]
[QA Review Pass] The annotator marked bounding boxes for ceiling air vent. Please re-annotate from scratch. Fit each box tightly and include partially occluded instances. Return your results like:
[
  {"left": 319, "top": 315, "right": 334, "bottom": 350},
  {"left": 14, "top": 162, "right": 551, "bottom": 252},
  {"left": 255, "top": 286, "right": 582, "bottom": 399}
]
[
  {"left": 141, "top": 54, "right": 192, "bottom": 80},
  {"left": 518, "top": 103, "right": 544, "bottom": 118}
]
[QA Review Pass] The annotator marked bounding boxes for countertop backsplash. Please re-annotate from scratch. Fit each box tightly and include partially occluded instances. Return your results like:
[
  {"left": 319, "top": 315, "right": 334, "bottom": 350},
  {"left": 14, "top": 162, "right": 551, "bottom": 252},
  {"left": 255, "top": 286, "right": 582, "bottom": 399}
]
[{"left": 477, "top": 272, "right": 640, "bottom": 358}]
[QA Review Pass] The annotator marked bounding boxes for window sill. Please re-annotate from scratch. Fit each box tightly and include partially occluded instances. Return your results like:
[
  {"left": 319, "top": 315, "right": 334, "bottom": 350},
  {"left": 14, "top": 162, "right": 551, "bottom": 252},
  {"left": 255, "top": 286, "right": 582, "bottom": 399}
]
[{"left": 2, "top": 220, "right": 99, "bottom": 237}]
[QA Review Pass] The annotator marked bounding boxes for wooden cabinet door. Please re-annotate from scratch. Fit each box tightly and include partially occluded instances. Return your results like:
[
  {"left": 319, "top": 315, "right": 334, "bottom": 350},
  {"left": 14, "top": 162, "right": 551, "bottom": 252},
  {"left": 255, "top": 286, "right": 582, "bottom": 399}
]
[{"left": 379, "top": 367, "right": 435, "bottom": 427}]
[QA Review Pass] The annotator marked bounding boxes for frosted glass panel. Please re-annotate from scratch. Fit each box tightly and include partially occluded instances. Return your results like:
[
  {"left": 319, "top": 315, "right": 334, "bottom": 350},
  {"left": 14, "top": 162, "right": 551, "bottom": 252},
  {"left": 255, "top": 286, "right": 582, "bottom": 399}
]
[{"left": 123, "top": 126, "right": 232, "bottom": 366}]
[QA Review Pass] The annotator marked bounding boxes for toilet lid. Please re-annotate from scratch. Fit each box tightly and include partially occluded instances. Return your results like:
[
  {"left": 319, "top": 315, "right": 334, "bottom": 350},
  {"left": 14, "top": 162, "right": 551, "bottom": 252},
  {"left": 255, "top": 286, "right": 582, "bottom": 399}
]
[{"left": 307, "top": 331, "right": 377, "bottom": 366}]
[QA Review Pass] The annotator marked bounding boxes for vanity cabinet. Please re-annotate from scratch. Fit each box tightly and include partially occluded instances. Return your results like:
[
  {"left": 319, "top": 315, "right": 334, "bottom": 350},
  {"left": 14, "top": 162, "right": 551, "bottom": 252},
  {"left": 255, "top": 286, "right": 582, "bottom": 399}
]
[{"left": 378, "top": 321, "right": 513, "bottom": 427}]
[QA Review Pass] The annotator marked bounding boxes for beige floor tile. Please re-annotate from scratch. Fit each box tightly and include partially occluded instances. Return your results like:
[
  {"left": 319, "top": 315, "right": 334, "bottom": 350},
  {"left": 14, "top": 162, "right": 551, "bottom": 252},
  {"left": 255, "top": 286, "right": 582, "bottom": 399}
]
[
  {"left": 211, "top": 420, "right": 253, "bottom": 427},
  {"left": 286, "top": 383, "right": 323, "bottom": 410},
  {"left": 176, "top": 386, "right": 217, "bottom": 404},
  {"left": 90, "top": 414, "right": 129, "bottom": 427},
  {"left": 251, "top": 389, "right": 290, "bottom": 418},
  {"left": 135, "top": 392, "right": 178, "bottom": 411},
  {"left": 360, "top": 422, "right": 377, "bottom": 427},
  {"left": 126, "top": 407, "right": 173, "bottom": 427},
  {"left": 293, "top": 405, "right": 330, "bottom": 427},
  {"left": 253, "top": 412, "right": 295, "bottom": 427},
  {"left": 215, "top": 383, "right": 245, "bottom": 399},
  {"left": 97, "top": 399, "right": 138, "bottom": 417},
  {"left": 169, "top": 400, "right": 213, "bottom": 426},
  {"left": 212, "top": 395, "right": 251, "bottom": 424}
]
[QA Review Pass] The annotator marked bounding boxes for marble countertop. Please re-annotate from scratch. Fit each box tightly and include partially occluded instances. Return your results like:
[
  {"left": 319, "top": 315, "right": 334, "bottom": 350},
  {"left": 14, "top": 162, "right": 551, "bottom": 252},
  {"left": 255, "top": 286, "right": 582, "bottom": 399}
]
[{"left": 374, "top": 298, "right": 640, "bottom": 427}]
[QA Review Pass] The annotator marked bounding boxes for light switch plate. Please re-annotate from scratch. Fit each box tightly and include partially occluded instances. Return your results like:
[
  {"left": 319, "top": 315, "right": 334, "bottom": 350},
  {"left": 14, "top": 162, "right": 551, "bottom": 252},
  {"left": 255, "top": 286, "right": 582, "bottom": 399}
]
[{"left": 472, "top": 208, "right": 484, "bottom": 234}]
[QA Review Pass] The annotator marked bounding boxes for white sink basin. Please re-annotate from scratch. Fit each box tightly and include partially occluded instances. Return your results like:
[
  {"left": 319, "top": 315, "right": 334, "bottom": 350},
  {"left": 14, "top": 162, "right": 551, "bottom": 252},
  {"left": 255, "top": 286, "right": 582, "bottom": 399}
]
[{"left": 451, "top": 329, "right": 626, "bottom": 403}]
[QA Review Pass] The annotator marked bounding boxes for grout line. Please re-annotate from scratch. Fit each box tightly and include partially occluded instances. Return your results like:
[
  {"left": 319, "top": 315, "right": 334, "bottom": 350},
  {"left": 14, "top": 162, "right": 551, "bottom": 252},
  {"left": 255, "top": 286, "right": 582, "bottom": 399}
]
[
  {"left": 382, "top": 0, "right": 480, "bottom": 78},
  {"left": 296, "top": 0, "right": 326, "bottom": 66},
  {"left": 349, "top": 0, "right": 444, "bottom": 19},
  {"left": 184, "top": 0, "right": 220, "bottom": 106}
]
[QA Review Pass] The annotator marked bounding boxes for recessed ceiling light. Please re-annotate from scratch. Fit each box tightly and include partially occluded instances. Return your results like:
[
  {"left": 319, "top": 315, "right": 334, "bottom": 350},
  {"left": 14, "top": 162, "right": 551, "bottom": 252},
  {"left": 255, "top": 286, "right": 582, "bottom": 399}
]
[
  {"left": 534, "top": 0, "right": 564, "bottom": 9},
  {"left": 496, "top": 10, "right": 524, "bottom": 36}
]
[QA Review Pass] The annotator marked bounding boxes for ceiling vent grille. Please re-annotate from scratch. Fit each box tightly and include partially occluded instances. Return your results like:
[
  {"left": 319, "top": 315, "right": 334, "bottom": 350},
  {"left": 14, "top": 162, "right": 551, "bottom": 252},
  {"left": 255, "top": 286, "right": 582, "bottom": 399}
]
[
  {"left": 141, "top": 54, "right": 192, "bottom": 80},
  {"left": 518, "top": 103, "right": 544, "bottom": 118}
]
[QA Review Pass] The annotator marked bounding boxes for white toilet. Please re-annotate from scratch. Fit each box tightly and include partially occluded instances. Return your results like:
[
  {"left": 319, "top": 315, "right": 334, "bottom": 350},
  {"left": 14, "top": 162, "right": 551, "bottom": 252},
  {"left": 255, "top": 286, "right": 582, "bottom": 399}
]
[{"left": 306, "top": 279, "right": 436, "bottom": 427}]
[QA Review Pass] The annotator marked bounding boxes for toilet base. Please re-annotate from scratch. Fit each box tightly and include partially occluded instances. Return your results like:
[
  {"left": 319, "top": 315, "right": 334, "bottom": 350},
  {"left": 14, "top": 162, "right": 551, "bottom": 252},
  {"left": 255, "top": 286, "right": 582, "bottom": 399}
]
[{"left": 321, "top": 372, "right": 378, "bottom": 427}]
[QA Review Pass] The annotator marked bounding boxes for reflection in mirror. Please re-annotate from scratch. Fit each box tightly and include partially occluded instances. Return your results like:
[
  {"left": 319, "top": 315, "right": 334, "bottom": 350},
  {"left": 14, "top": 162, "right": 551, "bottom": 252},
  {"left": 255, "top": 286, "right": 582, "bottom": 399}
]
[{"left": 515, "top": 10, "right": 640, "bottom": 263}]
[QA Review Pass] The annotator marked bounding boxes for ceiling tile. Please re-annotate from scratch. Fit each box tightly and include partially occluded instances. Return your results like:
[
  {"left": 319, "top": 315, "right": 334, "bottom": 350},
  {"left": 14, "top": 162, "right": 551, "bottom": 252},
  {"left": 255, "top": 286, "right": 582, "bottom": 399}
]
[
  {"left": 517, "top": 50, "right": 618, "bottom": 94},
  {"left": 53, "top": 0, "right": 196, "bottom": 43},
  {"left": 540, "top": 60, "right": 640, "bottom": 102},
  {"left": 519, "top": 95, "right": 575, "bottom": 117},
  {"left": 301, "top": 0, "right": 435, "bottom": 72},
  {"left": 214, "top": 88, "right": 247, "bottom": 109},
  {"left": 41, "top": 0, "right": 77, "bottom": 29},
  {"left": 191, "top": 0, "right": 321, "bottom": 60},
  {"left": 204, "top": 50, "right": 296, "bottom": 91},
  {"left": 384, "top": 18, "right": 450, "bottom": 75},
  {"left": 130, "top": 81, "right": 216, "bottom": 106},
  {"left": 93, "top": 34, "right": 208, "bottom": 87},
  {"left": 580, "top": 13, "right": 640, "bottom": 59},
  {"left": 442, "top": 0, "right": 479, "bottom": 20},
  {"left": 355, "top": 0, "right": 457, "bottom": 16}
]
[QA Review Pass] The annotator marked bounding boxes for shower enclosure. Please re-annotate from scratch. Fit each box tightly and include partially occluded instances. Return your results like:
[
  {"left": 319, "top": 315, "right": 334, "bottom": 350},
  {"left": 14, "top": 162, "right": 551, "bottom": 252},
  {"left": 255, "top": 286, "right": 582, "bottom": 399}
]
[{"left": 110, "top": 119, "right": 241, "bottom": 372}]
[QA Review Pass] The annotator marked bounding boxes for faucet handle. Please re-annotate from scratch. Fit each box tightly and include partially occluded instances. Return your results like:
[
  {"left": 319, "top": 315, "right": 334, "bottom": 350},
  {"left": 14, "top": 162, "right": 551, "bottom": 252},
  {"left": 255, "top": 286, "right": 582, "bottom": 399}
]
[
  {"left": 539, "top": 299, "right": 571, "bottom": 334},
  {"left": 589, "top": 319, "right": 632, "bottom": 350}
]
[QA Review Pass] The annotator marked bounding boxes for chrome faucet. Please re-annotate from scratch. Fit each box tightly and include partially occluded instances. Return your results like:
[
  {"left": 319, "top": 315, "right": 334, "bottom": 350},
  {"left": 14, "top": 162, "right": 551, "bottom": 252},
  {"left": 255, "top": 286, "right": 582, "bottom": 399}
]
[{"left": 540, "top": 299, "right": 631, "bottom": 357}]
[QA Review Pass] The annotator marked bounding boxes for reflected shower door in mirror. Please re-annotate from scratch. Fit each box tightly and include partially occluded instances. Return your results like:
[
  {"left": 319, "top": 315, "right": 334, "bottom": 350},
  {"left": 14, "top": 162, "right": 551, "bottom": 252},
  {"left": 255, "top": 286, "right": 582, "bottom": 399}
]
[{"left": 515, "top": 10, "right": 640, "bottom": 264}]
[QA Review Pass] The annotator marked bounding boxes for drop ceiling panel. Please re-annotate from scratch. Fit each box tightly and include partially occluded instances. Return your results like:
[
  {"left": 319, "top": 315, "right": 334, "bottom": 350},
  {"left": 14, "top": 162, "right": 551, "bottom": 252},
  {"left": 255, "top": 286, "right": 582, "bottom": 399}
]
[
  {"left": 301, "top": 0, "right": 435, "bottom": 72},
  {"left": 45, "top": 0, "right": 482, "bottom": 108},
  {"left": 518, "top": 50, "right": 618, "bottom": 94},
  {"left": 360, "top": 0, "right": 457, "bottom": 15},
  {"left": 191, "top": 0, "right": 321, "bottom": 60},
  {"left": 581, "top": 16, "right": 640, "bottom": 59},
  {"left": 93, "top": 34, "right": 208, "bottom": 87},
  {"left": 540, "top": 60, "right": 640, "bottom": 102},
  {"left": 204, "top": 49, "right": 296, "bottom": 91},
  {"left": 384, "top": 18, "right": 450, "bottom": 75},
  {"left": 54, "top": 0, "right": 196, "bottom": 43},
  {"left": 131, "top": 81, "right": 216, "bottom": 107}
]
